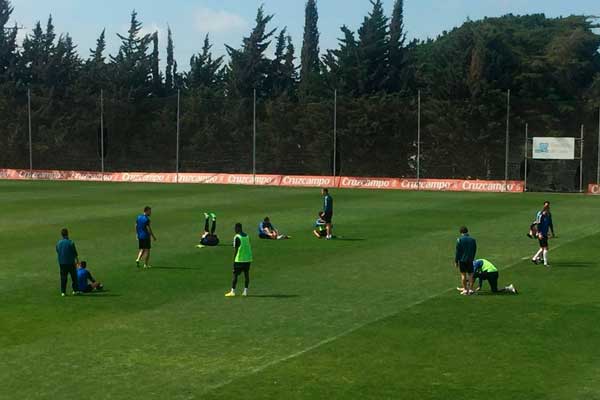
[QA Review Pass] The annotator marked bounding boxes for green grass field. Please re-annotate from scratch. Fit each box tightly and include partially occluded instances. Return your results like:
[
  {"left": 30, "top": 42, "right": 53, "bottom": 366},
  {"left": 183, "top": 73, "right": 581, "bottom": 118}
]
[{"left": 1, "top": 181, "right": 600, "bottom": 400}]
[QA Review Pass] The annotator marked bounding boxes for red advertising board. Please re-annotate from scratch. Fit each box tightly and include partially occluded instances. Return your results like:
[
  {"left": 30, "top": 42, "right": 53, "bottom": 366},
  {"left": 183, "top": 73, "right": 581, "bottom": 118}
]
[{"left": 0, "top": 168, "right": 525, "bottom": 193}]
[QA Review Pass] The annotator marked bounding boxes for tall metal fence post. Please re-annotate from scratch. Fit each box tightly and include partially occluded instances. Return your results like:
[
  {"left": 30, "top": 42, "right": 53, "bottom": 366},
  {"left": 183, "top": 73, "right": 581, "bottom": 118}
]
[
  {"left": 333, "top": 89, "right": 337, "bottom": 177},
  {"left": 524, "top": 123, "right": 528, "bottom": 192},
  {"left": 100, "top": 89, "right": 105, "bottom": 180},
  {"left": 417, "top": 90, "right": 421, "bottom": 188},
  {"left": 253, "top": 88, "right": 257, "bottom": 184},
  {"left": 28, "top": 88, "right": 32, "bottom": 172},
  {"left": 597, "top": 106, "right": 600, "bottom": 185},
  {"left": 504, "top": 89, "right": 511, "bottom": 191},
  {"left": 580, "top": 124, "right": 584, "bottom": 192},
  {"left": 176, "top": 89, "right": 181, "bottom": 183}
]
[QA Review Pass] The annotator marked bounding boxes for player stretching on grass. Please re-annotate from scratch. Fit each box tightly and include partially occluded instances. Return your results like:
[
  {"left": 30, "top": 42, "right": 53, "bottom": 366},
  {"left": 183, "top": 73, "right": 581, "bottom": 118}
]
[
  {"left": 226, "top": 223, "right": 253, "bottom": 297},
  {"left": 322, "top": 188, "right": 334, "bottom": 240},
  {"left": 77, "top": 261, "right": 104, "bottom": 293},
  {"left": 199, "top": 212, "right": 219, "bottom": 247},
  {"left": 135, "top": 206, "right": 156, "bottom": 269},
  {"left": 532, "top": 206, "right": 551, "bottom": 267},
  {"left": 56, "top": 228, "right": 80, "bottom": 296},
  {"left": 455, "top": 226, "right": 477, "bottom": 296},
  {"left": 472, "top": 259, "right": 517, "bottom": 294}
]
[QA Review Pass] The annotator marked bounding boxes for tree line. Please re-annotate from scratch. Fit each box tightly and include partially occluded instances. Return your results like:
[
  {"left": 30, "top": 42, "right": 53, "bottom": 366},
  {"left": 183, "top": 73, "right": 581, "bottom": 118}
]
[{"left": 0, "top": 0, "right": 599, "bottom": 183}]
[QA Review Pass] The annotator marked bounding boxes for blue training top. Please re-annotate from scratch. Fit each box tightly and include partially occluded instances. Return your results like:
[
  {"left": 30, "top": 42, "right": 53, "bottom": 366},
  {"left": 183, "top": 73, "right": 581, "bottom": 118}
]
[
  {"left": 136, "top": 214, "right": 150, "bottom": 240},
  {"left": 258, "top": 221, "right": 274, "bottom": 235},
  {"left": 77, "top": 268, "right": 91, "bottom": 289},
  {"left": 56, "top": 238, "right": 78, "bottom": 265}
]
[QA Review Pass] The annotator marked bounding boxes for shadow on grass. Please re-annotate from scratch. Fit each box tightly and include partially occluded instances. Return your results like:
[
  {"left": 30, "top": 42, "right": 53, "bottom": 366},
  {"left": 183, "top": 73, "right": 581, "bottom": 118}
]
[
  {"left": 151, "top": 266, "right": 198, "bottom": 271},
  {"left": 332, "top": 237, "right": 366, "bottom": 242},
  {"left": 246, "top": 294, "right": 300, "bottom": 299},
  {"left": 551, "top": 262, "right": 595, "bottom": 268},
  {"left": 80, "top": 290, "right": 121, "bottom": 298}
]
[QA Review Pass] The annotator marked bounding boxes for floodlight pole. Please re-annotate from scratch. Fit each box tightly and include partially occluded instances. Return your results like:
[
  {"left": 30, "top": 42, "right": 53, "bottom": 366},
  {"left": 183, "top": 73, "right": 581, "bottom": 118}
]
[
  {"left": 28, "top": 88, "right": 32, "bottom": 172},
  {"left": 524, "top": 123, "right": 528, "bottom": 192},
  {"left": 417, "top": 90, "right": 421, "bottom": 188},
  {"left": 597, "top": 106, "right": 600, "bottom": 185},
  {"left": 100, "top": 89, "right": 105, "bottom": 180},
  {"left": 504, "top": 89, "right": 511, "bottom": 192},
  {"left": 580, "top": 124, "right": 584, "bottom": 193},
  {"left": 176, "top": 89, "right": 181, "bottom": 183},
  {"left": 333, "top": 89, "right": 337, "bottom": 177},
  {"left": 253, "top": 88, "right": 257, "bottom": 185}
]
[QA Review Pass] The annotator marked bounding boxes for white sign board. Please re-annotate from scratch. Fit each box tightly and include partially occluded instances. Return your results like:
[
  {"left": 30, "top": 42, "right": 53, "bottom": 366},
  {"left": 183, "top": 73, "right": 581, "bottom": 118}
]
[{"left": 532, "top": 137, "right": 575, "bottom": 160}]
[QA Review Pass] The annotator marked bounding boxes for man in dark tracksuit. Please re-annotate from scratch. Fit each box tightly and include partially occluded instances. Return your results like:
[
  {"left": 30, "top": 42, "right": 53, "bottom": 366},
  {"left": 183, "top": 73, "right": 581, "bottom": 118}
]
[
  {"left": 56, "top": 228, "right": 80, "bottom": 296},
  {"left": 455, "top": 226, "right": 477, "bottom": 296}
]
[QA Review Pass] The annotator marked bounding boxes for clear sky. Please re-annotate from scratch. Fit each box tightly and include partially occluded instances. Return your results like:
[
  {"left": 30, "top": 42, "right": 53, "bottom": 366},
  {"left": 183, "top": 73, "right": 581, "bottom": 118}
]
[{"left": 9, "top": 0, "right": 598, "bottom": 70}]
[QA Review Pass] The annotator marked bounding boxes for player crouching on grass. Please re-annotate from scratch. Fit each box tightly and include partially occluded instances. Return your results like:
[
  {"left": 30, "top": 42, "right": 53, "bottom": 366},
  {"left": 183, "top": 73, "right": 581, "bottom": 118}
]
[
  {"left": 77, "top": 261, "right": 104, "bottom": 293},
  {"left": 258, "top": 217, "right": 290, "bottom": 240},
  {"left": 198, "top": 212, "right": 219, "bottom": 247},
  {"left": 313, "top": 212, "right": 328, "bottom": 239},
  {"left": 472, "top": 259, "right": 517, "bottom": 294},
  {"left": 226, "top": 223, "right": 253, "bottom": 297}
]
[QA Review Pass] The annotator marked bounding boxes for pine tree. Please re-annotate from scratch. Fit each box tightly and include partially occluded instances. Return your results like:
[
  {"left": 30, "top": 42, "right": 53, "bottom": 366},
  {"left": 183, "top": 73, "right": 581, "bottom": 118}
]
[
  {"left": 299, "top": 0, "right": 320, "bottom": 97},
  {"left": 111, "top": 10, "right": 152, "bottom": 99},
  {"left": 20, "top": 20, "right": 47, "bottom": 85},
  {"left": 322, "top": 26, "right": 360, "bottom": 94},
  {"left": 225, "top": 6, "right": 276, "bottom": 98},
  {"left": 165, "top": 26, "right": 174, "bottom": 92},
  {"left": 187, "top": 34, "right": 224, "bottom": 90},
  {"left": 269, "top": 28, "right": 297, "bottom": 98},
  {"left": 356, "top": 0, "right": 389, "bottom": 94},
  {"left": 388, "top": 0, "right": 407, "bottom": 92},
  {"left": 0, "top": 0, "right": 18, "bottom": 82},
  {"left": 51, "top": 33, "right": 81, "bottom": 90},
  {"left": 90, "top": 29, "right": 106, "bottom": 64}
]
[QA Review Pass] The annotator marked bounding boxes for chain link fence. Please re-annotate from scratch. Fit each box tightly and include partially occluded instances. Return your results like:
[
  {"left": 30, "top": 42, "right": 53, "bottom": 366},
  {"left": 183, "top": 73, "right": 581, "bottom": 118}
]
[{"left": 1, "top": 89, "right": 599, "bottom": 192}]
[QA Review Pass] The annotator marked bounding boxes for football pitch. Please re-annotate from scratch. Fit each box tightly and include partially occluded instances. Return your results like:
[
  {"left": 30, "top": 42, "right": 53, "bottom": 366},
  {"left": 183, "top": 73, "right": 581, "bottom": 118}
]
[{"left": 1, "top": 181, "right": 600, "bottom": 400}]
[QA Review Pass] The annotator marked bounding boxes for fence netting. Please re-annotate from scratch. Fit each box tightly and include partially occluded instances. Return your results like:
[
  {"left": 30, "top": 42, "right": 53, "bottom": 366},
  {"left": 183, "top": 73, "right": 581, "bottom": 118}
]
[{"left": 1, "top": 89, "right": 598, "bottom": 192}]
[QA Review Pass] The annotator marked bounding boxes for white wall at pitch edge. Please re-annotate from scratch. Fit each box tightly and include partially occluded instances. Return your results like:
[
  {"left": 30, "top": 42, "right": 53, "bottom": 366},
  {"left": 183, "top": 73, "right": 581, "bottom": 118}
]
[{"left": 532, "top": 137, "right": 576, "bottom": 160}]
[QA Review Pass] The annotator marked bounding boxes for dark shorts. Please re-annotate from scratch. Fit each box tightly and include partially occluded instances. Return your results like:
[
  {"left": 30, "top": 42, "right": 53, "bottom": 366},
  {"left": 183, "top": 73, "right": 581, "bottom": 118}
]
[
  {"left": 323, "top": 212, "right": 333, "bottom": 223},
  {"left": 139, "top": 238, "right": 151, "bottom": 250},
  {"left": 475, "top": 271, "right": 499, "bottom": 292},
  {"left": 538, "top": 236, "right": 549, "bottom": 248},
  {"left": 458, "top": 261, "right": 474, "bottom": 274},
  {"left": 316, "top": 230, "right": 327, "bottom": 237},
  {"left": 81, "top": 284, "right": 94, "bottom": 293},
  {"left": 233, "top": 262, "right": 251, "bottom": 273}
]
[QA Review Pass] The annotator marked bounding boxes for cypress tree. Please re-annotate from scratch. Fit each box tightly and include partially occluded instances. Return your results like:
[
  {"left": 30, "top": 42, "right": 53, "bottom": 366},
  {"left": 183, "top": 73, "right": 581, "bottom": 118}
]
[
  {"left": 299, "top": 0, "right": 320, "bottom": 97},
  {"left": 0, "top": 0, "right": 18, "bottom": 82},
  {"left": 388, "top": 0, "right": 406, "bottom": 92},
  {"left": 187, "top": 34, "right": 224, "bottom": 90},
  {"left": 165, "top": 26, "right": 174, "bottom": 91},
  {"left": 356, "top": 0, "right": 389, "bottom": 94},
  {"left": 150, "top": 31, "right": 162, "bottom": 95}
]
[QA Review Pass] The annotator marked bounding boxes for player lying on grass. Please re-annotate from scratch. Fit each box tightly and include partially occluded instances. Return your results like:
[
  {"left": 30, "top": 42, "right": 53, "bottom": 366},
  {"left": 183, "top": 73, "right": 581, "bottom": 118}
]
[
  {"left": 226, "top": 223, "right": 253, "bottom": 297},
  {"left": 313, "top": 212, "right": 328, "bottom": 238},
  {"left": 258, "top": 217, "right": 289, "bottom": 240},
  {"left": 472, "top": 259, "right": 517, "bottom": 294},
  {"left": 77, "top": 261, "right": 104, "bottom": 293},
  {"left": 198, "top": 212, "right": 219, "bottom": 247}
]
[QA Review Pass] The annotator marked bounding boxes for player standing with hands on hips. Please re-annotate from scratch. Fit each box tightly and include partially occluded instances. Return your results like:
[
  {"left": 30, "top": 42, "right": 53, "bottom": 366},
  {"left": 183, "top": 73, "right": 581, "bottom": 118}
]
[{"left": 136, "top": 206, "right": 157, "bottom": 269}]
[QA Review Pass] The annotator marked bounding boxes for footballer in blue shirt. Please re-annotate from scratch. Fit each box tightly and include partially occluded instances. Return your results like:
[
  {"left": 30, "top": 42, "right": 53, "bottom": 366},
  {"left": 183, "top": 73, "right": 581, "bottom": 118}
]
[{"left": 135, "top": 206, "right": 157, "bottom": 269}]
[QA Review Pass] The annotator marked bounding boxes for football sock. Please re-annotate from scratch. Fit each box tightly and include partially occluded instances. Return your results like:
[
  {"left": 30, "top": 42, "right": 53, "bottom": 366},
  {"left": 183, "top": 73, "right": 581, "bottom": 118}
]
[
  {"left": 533, "top": 249, "right": 543, "bottom": 260},
  {"left": 543, "top": 250, "right": 548, "bottom": 265}
]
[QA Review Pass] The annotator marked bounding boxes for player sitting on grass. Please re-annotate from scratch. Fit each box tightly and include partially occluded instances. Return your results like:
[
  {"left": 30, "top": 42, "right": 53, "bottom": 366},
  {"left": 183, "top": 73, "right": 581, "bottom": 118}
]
[
  {"left": 472, "top": 259, "right": 517, "bottom": 294},
  {"left": 258, "top": 217, "right": 289, "bottom": 240},
  {"left": 313, "top": 212, "right": 328, "bottom": 239},
  {"left": 198, "top": 212, "right": 219, "bottom": 247},
  {"left": 77, "top": 261, "right": 104, "bottom": 293}
]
